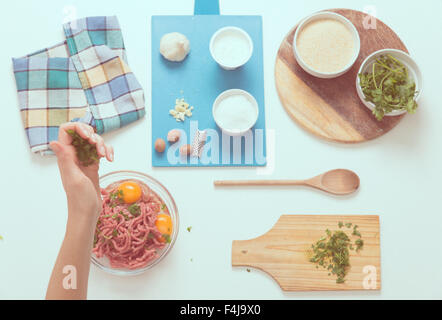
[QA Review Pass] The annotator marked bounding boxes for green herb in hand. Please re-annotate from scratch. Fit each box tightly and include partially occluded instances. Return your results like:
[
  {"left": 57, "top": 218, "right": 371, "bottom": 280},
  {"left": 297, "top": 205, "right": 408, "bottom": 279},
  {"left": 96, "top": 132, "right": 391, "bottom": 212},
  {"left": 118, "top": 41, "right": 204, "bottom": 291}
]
[
  {"left": 67, "top": 129, "right": 99, "bottom": 166},
  {"left": 358, "top": 54, "right": 418, "bottom": 121}
]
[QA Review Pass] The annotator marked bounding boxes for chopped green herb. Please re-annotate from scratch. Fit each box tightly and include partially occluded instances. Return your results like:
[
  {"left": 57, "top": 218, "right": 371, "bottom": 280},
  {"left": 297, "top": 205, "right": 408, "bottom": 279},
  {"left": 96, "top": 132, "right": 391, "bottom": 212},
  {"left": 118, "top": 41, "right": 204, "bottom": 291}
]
[
  {"left": 352, "top": 225, "right": 362, "bottom": 238},
  {"left": 358, "top": 54, "right": 418, "bottom": 121},
  {"left": 147, "top": 232, "right": 155, "bottom": 239},
  {"left": 119, "top": 211, "right": 130, "bottom": 221},
  {"left": 112, "top": 229, "right": 118, "bottom": 237},
  {"left": 128, "top": 203, "right": 141, "bottom": 216},
  {"left": 161, "top": 204, "right": 167, "bottom": 210},
  {"left": 66, "top": 129, "right": 99, "bottom": 166},
  {"left": 187, "top": 226, "right": 192, "bottom": 232},
  {"left": 163, "top": 234, "right": 171, "bottom": 243},
  {"left": 355, "top": 239, "right": 364, "bottom": 252},
  {"left": 308, "top": 222, "right": 365, "bottom": 284},
  {"left": 0, "top": 235, "right": 3, "bottom": 240}
]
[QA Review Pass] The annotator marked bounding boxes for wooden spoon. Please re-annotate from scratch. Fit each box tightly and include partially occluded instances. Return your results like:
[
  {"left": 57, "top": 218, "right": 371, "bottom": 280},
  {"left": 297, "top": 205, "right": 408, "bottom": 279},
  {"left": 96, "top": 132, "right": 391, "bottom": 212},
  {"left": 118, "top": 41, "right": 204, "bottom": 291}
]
[{"left": 214, "top": 169, "right": 360, "bottom": 195}]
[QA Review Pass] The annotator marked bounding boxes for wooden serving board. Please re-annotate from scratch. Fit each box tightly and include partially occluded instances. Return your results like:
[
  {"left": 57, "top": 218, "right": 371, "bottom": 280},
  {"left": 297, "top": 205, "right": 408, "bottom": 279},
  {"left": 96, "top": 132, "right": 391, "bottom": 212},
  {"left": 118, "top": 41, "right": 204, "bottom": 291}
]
[
  {"left": 232, "top": 215, "right": 381, "bottom": 291},
  {"left": 275, "top": 9, "right": 408, "bottom": 143}
]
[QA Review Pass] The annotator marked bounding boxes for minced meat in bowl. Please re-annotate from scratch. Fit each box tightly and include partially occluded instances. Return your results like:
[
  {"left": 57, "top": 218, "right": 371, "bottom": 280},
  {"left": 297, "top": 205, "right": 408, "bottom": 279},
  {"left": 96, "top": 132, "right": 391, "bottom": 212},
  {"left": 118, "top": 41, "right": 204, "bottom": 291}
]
[{"left": 92, "top": 171, "right": 179, "bottom": 276}]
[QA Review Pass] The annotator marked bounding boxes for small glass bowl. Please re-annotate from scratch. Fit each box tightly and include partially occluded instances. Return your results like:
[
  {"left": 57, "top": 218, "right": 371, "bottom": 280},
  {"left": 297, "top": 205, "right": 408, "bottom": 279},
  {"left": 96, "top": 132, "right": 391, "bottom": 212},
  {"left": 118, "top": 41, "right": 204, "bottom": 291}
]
[{"left": 91, "top": 170, "right": 179, "bottom": 276}]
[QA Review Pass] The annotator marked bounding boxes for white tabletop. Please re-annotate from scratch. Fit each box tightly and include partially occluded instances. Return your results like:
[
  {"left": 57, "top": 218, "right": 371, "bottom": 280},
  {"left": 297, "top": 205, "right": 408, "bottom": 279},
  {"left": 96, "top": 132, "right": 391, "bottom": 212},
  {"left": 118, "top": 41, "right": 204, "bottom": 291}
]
[{"left": 1, "top": 0, "right": 441, "bottom": 300}]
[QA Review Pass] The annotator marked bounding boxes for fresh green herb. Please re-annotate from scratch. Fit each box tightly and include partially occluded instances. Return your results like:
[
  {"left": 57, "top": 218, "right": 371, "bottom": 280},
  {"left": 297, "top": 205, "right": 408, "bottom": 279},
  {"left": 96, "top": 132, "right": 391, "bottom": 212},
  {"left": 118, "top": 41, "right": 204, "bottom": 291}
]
[
  {"left": 112, "top": 229, "right": 118, "bottom": 237},
  {"left": 187, "top": 226, "right": 192, "bottom": 232},
  {"left": 110, "top": 190, "right": 123, "bottom": 201},
  {"left": 119, "top": 211, "right": 130, "bottom": 221},
  {"left": 128, "top": 204, "right": 141, "bottom": 216},
  {"left": 0, "top": 235, "right": 3, "bottom": 240},
  {"left": 112, "top": 213, "right": 119, "bottom": 219},
  {"left": 109, "top": 190, "right": 124, "bottom": 208},
  {"left": 163, "top": 234, "right": 171, "bottom": 243},
  {"left": 358, "top": 54, "right": 418, "bottom": 121},
  {"left": 161, "top": 204, "right": 167, "bottom": 210},
  {"left": 352, "top": 225, "right": 361, "bottom": 238},
  {"left": 309, "top": 222, "right": 365, "bottom": 283},
  {"left": 355, "top": 239, "right": 364, "bottom": 252},
  {"left": 66, "top": 129, "right": 99, "bottom": 166},
  {"left": 147, "top": 232, "right": 155, "bottom": 239}
]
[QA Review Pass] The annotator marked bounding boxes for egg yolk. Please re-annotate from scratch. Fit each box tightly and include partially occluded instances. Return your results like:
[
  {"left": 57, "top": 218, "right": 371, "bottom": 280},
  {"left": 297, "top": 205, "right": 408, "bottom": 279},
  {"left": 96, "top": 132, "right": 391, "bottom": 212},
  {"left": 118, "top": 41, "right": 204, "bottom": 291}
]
[
  {"left": 155, "top": 214, "right": 173, "bottom": 235},
  {"left": 117, "top": 181, "right": 142, "bottom": 204}
]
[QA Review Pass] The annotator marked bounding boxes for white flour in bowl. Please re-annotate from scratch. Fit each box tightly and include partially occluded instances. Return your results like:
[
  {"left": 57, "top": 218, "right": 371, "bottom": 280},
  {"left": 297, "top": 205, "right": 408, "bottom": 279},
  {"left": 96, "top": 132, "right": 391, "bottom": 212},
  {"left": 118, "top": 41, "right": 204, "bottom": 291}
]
[
  {"left": 215, "top": 94, "right": 257, "bottom": 132},
  {"left": 296, "top": 18, "right": 355, "bottom": 73}
]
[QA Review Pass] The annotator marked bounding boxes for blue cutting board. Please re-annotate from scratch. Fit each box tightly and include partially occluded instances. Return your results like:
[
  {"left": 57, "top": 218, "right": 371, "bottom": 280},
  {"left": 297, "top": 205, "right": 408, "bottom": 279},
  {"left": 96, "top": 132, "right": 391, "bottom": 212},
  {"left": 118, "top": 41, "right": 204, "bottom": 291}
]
[{"left": 151, "top": 1, "right": 266, "bottom": 167}]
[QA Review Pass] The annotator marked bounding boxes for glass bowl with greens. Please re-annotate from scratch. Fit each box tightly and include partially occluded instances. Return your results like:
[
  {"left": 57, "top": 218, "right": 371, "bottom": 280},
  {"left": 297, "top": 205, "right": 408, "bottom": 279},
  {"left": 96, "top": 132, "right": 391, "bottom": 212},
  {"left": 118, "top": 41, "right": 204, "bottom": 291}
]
[{"left": 356, "top": 49, "right": 422, "bottom": 121}]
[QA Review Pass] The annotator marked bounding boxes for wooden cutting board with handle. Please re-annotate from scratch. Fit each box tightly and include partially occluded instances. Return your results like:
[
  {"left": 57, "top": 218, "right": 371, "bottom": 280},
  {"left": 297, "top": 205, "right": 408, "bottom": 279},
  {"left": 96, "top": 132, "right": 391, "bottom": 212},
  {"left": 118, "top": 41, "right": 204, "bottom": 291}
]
[
  {"left": 232, "top": 215, "right": 381, "bottom": 291},
  {"left": 275, "top": 8, "right": 408, "bottom": 143}
]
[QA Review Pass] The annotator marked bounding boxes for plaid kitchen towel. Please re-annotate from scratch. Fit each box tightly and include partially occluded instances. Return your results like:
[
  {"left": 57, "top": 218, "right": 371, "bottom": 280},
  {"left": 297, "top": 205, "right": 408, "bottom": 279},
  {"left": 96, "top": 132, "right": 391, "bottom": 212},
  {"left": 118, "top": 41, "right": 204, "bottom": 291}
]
[
  {"left": 12, "top": 44, "right": 92, "bottom": 155},
  {"left": 63, "top": 16, "right": 145, "bottom": 134},
  {"left": 12, "top": 16, "right": 145, "bottom": 155}
]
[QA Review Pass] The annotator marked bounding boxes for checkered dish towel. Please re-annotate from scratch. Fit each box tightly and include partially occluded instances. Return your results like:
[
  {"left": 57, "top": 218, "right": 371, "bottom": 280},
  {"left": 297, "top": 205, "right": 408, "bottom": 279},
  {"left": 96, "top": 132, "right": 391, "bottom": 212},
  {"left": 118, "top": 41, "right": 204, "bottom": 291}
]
[{"left": 12, "top": 16, "right": 145, "bottom": 155}]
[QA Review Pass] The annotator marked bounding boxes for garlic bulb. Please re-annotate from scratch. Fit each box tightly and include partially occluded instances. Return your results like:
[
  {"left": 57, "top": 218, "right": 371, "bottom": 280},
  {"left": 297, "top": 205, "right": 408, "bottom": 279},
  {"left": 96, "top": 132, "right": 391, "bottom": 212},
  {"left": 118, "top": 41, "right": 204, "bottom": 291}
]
[{"left": 160, "top": 32, "right": 190, "bottom": 62}]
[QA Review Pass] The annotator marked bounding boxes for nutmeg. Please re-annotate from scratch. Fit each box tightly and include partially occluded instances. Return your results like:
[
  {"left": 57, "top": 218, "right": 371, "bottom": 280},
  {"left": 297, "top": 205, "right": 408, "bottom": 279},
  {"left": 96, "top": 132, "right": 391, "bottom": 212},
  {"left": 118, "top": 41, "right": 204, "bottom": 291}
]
[
  {"left": 154, "top": 138, "right": 166, "bottom": 153},
  {"left": 179, "top": 144, "right": 192, "bottom": 156}
]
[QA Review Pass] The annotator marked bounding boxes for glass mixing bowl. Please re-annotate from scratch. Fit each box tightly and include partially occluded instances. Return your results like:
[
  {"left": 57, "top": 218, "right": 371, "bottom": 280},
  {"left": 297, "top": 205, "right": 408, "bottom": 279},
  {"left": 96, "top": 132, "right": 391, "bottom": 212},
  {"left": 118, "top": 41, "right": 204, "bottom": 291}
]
[{"left": 91, "top": 170, "right": 179, "bottom": 276}]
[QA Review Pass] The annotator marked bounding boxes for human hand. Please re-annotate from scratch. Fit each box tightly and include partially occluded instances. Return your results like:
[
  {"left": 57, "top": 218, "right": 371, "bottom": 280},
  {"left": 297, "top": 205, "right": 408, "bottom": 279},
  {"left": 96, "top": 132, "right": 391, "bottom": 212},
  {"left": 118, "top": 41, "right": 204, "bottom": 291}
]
[{"left": 50, "top": 123, "right": 114, "bottom": 222}]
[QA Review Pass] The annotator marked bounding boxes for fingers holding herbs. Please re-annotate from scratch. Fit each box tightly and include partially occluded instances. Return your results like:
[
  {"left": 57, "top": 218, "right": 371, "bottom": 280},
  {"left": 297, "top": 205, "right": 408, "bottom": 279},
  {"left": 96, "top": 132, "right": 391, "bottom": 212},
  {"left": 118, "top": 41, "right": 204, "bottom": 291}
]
[{"left": 52, "top": 122, "right": 114, "bottom": 167}]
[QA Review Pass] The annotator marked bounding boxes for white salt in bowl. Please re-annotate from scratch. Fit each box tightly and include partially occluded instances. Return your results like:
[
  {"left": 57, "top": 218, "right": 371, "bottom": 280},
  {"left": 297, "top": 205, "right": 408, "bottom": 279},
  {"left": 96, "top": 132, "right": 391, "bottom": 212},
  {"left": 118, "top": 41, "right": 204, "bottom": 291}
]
[
  {"left": 293, "top": 11, "right": 361, "bottom": 79},
  {"left": 356, "top": 48, "right": 423, "bottom": 117},
  {"left": 212, "top": 89, "right": 259, "bottom": 136},
  {"left": 210, "top": 26, "right": 254, "bottom": 70}
]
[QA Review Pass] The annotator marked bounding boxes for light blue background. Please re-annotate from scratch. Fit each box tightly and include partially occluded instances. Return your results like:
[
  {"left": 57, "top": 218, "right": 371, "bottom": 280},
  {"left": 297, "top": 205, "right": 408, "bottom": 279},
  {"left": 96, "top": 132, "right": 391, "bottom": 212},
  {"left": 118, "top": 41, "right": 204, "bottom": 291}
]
[{"left": 0, "top": 0, "right": 441, "bottom": 299}]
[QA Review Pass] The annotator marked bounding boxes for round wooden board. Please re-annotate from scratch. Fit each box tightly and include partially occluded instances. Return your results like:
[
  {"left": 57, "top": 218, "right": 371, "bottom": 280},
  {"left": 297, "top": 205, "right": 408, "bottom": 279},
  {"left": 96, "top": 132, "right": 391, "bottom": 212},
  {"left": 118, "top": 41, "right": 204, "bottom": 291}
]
[{"left": 275, "top": 8, "right": 408, "bottom": 143}]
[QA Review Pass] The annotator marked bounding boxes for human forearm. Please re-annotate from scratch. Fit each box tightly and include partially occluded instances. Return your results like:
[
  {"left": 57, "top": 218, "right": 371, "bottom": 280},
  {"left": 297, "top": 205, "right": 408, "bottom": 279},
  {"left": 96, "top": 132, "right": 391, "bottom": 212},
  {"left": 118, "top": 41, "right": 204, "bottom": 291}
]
[{"left": 46, "top": 211, "right": 96, "bottom": 300}]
